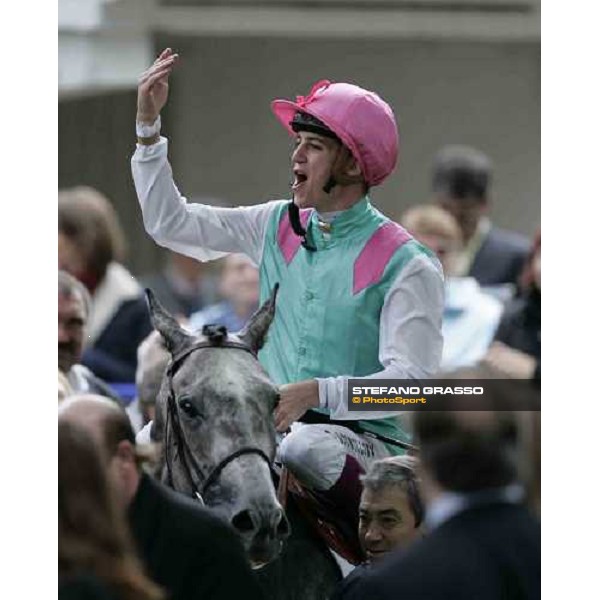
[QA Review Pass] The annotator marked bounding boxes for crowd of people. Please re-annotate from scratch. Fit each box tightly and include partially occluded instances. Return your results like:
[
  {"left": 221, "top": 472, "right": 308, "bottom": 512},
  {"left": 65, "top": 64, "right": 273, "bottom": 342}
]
[{"left": 58, "top": 47, "right": 540, "bottom": 599}]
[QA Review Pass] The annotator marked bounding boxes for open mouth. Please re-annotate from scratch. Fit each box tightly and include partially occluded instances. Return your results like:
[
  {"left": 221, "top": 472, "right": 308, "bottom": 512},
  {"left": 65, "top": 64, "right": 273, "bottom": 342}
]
[
  {"left": 292, "top": 172, "right": 308, "bottom": 191},
  {"left": 248, "top": 537, "right": 283, "bottom": 569},
  {"left": 250, "top": 559, "right": 269, "bottom": 570}
]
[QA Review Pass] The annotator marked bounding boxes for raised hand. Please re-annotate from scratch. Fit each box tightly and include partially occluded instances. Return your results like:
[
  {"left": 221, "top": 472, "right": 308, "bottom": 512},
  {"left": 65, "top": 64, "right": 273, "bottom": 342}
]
[{"left": 137, "top": 48, "right": 179, "bottom": 125}]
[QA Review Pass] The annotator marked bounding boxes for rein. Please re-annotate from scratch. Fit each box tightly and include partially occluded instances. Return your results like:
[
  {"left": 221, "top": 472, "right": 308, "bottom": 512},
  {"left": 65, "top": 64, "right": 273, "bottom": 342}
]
[{"left": 164, "top": 331, "right": 272, "bottom": 504}]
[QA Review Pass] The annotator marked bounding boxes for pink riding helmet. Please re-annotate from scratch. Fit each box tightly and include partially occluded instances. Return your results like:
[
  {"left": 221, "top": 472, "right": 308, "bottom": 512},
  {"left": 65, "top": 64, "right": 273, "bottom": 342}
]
[{"left": 271, "top": 79, "right": 399, "bottom": 187}]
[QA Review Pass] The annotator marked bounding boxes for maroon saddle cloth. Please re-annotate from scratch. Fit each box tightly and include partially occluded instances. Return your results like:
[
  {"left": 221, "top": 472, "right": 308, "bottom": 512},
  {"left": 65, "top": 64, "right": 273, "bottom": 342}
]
[{"left": 278, "top": 455, "right": 366, "bottom": 566}]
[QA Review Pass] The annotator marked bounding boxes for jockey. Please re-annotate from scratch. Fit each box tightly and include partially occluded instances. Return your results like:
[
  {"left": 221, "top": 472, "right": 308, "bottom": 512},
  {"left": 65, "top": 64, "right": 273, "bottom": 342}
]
[{"left": 132, "top": 49, "right": 443, "bottom": 533}]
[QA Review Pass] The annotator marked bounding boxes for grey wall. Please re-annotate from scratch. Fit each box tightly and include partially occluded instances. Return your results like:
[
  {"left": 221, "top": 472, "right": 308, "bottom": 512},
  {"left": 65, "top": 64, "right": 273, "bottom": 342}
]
[
  {"left": 58, "top": 35, "right": 540, "bottom": 274},
  {"left": 58, "top": 90, "right": 166, "bottom": 275},
  {"left": 165, "top": 36, "right": 539, "bottom": 231}
]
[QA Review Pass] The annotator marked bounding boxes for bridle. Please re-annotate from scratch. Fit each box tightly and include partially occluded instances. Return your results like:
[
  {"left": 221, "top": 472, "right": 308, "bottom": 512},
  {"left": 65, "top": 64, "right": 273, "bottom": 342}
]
[{"left": 163, "top": 326, "right": 273, "bottom": 505}]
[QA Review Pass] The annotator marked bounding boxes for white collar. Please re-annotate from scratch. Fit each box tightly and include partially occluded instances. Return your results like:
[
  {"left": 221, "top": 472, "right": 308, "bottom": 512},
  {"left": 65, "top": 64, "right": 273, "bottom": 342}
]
[
  {"left": 316, "top": 210, "right": 342, "bottom": 224},
  {"left": 425, "top": 484, "right": 525, "bottom": 530},
  {"left": 67, "top": 364, "right": 91, "bottom": 393},
  {"left": 86, "top": 263, "right": 141, "bottom": 345}
]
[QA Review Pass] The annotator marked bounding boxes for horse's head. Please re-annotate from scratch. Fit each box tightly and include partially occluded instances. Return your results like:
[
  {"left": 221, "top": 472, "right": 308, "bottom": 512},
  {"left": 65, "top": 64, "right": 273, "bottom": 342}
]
[{"left": 146, "top": 285, "right": 290, "bottom": 568}]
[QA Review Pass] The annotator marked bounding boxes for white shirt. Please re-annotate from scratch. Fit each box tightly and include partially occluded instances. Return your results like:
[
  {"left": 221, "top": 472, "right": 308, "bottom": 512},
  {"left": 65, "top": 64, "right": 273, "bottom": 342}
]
[
  {"left": 425, "top": 484, "right": 525, "bottom": 531},
  {"left": 441, "top": 277, "right": 503, "bottom": 371},
  {"left": 131, "top": 121, "right": 444, "bottom": 420}
]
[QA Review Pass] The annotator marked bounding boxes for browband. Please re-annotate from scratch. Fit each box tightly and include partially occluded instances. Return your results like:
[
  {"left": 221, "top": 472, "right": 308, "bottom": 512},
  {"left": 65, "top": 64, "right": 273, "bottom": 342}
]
[{"left": 168, "top": 338, "right": 256, "bottom": 374}]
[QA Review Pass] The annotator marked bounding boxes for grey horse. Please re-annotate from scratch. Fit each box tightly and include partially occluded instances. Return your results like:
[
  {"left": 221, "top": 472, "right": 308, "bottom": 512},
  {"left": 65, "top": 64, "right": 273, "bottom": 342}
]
[{"left": 146, "top": 287, "right": 341, "bottom": 600}]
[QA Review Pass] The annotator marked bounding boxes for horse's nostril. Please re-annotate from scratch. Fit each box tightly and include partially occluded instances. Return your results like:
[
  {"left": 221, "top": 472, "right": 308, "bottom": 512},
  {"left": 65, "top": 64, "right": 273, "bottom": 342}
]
[{"left": 231, "top": 509, "right": 256, "bottom": 534}]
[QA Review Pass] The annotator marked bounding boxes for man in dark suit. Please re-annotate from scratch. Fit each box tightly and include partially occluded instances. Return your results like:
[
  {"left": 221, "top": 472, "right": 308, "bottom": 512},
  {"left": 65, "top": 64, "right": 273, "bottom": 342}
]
[
  {"left": 59, "top": 395, "right": 264, "bottom": 600},
  {"left": 340, "top": 407, "right": 540, "bottom": 600},
  {"left": 432, "top": 145, "right": 529, "bottom": 287}
]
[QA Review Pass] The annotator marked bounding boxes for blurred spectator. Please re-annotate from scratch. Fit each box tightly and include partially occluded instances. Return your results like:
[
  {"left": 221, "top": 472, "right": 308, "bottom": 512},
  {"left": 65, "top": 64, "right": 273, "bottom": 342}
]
[
  {"left": 444, "top": 365, "right": 541, "bottom": 514},
  {"left": 59, "top": 270, "right": 121, "bottom": 402},
  {"left": 58, "top": 370, "right": 74, "bottom": 404},
  {"left": 58, "top": 186, "right": 152, "bottom": 383},
  {"left": 342, "top": 404, "right": 540, "bottom": 600},
  {"left": 187, "top": 253, "right": 259, "bottom": 333},
  {"left": 141, "top": 251, "right": 218, "bottom": 320},
  {"left": 515, "top": 408, "right": 541, "bottom": 517},
  {"left": 401, "top": 205, "right": 503, "bottom": 370},
  {"left": 127, "top": 330, "right": 170, "bottom": 434},
  {"left": 432, "top": 145, "right": 529, "bottom": 289},
  {"left": 332, "top": 456, "right": 423, "bottom": 599},
  {"left": 485, "top": 230, "right": 541, "bottom": 381},
  {"left": 59, "top": 419, "right": 163, "bottom": 600},
  {"left": 58, "top": 395, "right": 265, "bottom": 600}
]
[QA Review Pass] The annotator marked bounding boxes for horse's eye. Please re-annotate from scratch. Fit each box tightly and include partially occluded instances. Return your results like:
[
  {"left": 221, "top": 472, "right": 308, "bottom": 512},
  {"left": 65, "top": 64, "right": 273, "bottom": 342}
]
[{"left": 179, "top": 398, "right": 199, "bottom": 418}]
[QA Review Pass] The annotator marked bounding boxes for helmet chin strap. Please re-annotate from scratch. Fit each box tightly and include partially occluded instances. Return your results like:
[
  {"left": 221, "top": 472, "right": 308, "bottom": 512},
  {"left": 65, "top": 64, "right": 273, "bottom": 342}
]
[
  {"left": 322, "top": 176, "right": 337, "bottom": 194},
  {"left": 287, "top": 149, "right": 338, "bottom": 250},
  {"left": 322, "top": 146, "right": 343, "bottom": 195},
  {"left": 287, "top": 200, "right": 316, "bottom": 252}
]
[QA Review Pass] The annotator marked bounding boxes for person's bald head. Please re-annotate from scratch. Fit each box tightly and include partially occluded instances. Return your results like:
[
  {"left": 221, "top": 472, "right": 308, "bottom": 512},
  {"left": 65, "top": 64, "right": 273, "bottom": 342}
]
[
  {"left": 59, "top": 394, "right": 135, "bottom": 458},
  {"left": 59, "top": 394, "right": 141, "bottom": 507}
]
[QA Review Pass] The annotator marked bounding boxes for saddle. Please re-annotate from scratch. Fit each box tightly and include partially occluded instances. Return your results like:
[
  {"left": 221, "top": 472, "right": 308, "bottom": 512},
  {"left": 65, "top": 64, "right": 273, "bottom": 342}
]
[{"left": 277, "top": 466, "right": 365, "bottom": 566}]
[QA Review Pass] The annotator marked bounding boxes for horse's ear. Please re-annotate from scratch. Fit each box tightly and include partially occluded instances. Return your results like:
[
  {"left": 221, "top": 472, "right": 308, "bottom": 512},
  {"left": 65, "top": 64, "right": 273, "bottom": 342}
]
[
  {"left": 239, "top": 283, "right": 279, "bottom": 354},
  {"left": 145, "top": 288, "right": 193, "bottom": 356}
]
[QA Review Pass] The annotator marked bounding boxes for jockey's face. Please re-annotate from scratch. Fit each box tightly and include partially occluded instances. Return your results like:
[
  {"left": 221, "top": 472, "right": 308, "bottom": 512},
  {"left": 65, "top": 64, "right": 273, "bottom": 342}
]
[
  {"left": 359, "top": 485, "right": 421, "bottom": 562},
  {"left": 58, "top": 291, "right": 86, "bottom": 373},
  {"left": 291, "top": 131, "right": 341, "bottom": 210}
]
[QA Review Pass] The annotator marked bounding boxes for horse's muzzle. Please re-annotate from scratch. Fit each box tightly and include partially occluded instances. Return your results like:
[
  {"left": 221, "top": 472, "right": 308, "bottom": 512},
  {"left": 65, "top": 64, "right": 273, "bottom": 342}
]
[{"left": 231, "top": 503, "right": 290, "bottom": 566}]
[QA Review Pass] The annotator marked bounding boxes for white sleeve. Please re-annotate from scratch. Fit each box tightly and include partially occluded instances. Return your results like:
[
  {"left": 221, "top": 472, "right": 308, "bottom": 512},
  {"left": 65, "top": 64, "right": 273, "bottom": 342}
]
[
  {"left": 316, "top": 253, "right": 444, "bottom": 420},
  {"left": 131, "top": 137, "right": 283, "bottom": 266}
]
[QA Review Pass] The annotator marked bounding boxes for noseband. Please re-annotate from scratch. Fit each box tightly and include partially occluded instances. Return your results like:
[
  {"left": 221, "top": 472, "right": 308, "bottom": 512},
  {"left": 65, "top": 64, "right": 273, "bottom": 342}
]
[{"left": 164, "top": 326, "right": 273, "bottom": 504}]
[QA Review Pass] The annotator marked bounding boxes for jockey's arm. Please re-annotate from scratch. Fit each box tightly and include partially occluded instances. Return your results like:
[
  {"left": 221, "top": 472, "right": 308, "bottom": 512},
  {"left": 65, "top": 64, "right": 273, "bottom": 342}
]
[
  {"left": 131, "top": 120, "right": 279, "bottom": 266},
  {"left": 316, "top": 254, "right": 444, "bottom": 421}
]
